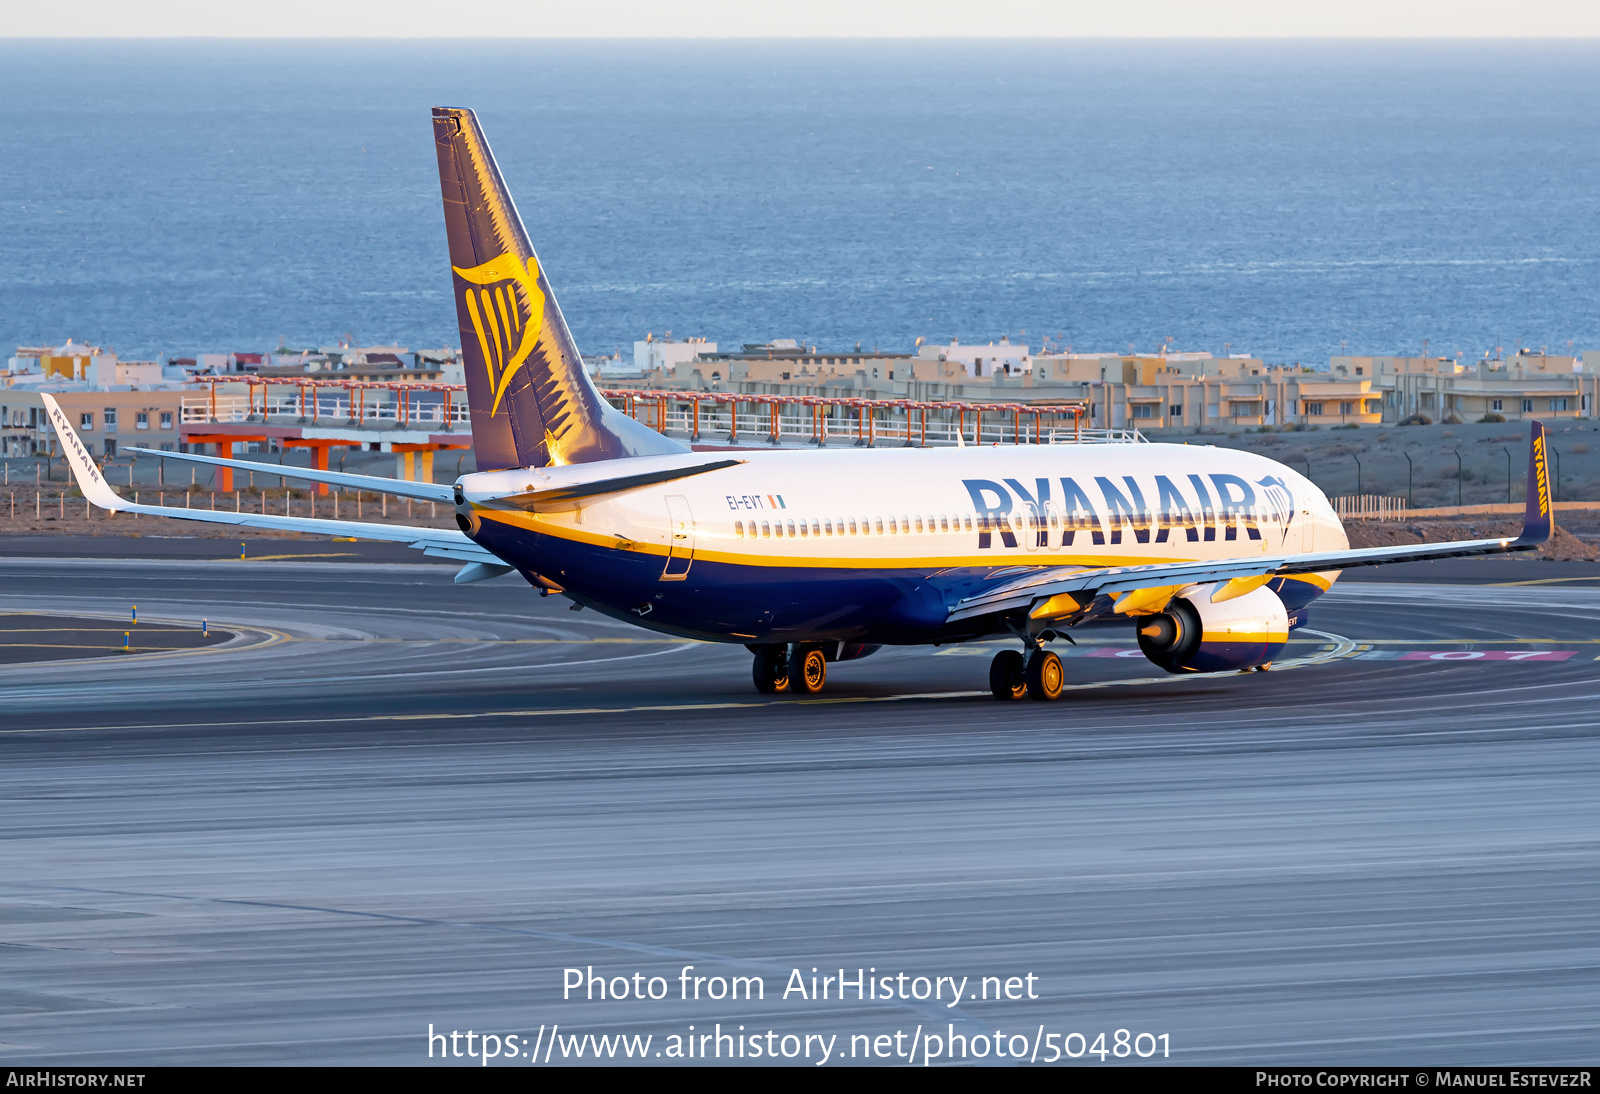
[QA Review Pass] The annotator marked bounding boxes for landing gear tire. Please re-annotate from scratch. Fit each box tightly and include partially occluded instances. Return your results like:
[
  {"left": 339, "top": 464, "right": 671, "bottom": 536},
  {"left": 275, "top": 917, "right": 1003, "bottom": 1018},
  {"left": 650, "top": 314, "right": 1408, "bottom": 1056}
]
[
  {"left": 1026, "top": 649, "right": 1065, "bottom": 701},
  {"left": 989, "top": 649, "right": 1027, "bottom": 701},
  {"left": 752, "top": 645, "right": 789, "bottom": 694},
  {"left": 788, "top": 645, "right": 827, "bottom": 695}
]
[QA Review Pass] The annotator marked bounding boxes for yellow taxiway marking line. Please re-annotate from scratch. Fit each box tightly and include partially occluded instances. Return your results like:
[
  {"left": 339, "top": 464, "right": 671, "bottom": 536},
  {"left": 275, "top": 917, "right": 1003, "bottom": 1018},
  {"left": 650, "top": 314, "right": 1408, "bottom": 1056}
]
[
  {"left": 238, "top": 553, "right": 359, "bottom": 561},
  {"left": 0, "top": 627, "right": 205, "bottom": 633},
  {"left": 1351, "top": 638, "right": 1600, "bottom": 644},
  {"left": 0, "top": 644, "right": 207, "bottom": 651},
  {"left": 0, "top": 612, "right": 289, "bottom": 670},
  {"left": 1489, "top": 575, "right": 1600, "bottom": 587},
  {"left": 0, "top": 691, "right": 998, "bottom": 736},
  {"left": 937, "top": 638, "right": 1592, "bottom": 656}
]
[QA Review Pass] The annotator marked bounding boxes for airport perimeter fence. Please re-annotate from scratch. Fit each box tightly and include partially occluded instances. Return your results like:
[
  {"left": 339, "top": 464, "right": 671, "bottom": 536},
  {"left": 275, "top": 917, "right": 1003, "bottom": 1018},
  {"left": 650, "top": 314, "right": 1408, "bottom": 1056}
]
[
  {"left": 182, "top": 392, "right": 469, "bottom": 429},
  {"left": 178, "top": 378, "right": 1140, "bottom": 448},
  {"left": 1332, "top": 495, "right": 1410, "bottom": 521},
  {"left": 600, "top": 391, "right": 1141, "bottom": 448},
  {"left": 1, "top": 469, "right": 453, "bottom": 529}
]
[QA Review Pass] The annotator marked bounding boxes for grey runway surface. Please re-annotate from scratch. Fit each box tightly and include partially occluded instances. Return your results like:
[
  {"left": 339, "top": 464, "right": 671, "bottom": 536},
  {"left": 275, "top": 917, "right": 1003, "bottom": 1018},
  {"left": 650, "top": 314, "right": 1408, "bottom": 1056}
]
[{"left": 0, "top": 555, "right": 1597, "bottom": 1066}]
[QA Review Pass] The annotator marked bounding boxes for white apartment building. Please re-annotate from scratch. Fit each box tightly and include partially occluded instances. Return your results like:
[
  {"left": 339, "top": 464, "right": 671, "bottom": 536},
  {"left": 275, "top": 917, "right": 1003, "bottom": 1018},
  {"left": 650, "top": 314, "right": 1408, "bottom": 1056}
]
[{"left": 634, "top": 336, "right": 716, "bottom": 372}]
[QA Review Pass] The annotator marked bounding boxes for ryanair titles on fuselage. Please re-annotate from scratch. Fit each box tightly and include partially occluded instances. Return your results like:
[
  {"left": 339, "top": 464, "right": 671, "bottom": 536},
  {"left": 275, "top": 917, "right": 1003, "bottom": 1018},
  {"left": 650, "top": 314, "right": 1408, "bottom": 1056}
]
[{"left": 961, "top": 470, "right": 1297, "bottom": 549}]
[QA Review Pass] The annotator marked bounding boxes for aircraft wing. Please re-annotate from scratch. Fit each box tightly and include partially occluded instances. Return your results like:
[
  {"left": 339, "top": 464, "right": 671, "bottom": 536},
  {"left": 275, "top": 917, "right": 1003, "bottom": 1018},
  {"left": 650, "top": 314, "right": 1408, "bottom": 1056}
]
[
  {"left": 124, "top": 445, "right": 453, "bottom": 503},
  {"left": 949, "top": 419, "right": 1554, "bottom": 624},
  {"left": 44, "top": 394, "right": 502, "bottom": 567}
]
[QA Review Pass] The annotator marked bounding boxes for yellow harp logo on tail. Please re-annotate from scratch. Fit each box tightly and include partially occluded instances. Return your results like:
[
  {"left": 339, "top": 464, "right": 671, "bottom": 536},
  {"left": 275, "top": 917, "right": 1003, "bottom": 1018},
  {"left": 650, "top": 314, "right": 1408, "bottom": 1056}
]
[{"left": 453, "top": 254, "right": 546, "bottom": 417}]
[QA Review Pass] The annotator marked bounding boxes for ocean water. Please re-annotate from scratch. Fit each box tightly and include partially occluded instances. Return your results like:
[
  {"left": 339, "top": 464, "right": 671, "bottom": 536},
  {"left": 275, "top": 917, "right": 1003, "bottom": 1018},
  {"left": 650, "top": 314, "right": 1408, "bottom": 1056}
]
[{"left": 2, "top": 38, "right": 1598, "bottom": 364}]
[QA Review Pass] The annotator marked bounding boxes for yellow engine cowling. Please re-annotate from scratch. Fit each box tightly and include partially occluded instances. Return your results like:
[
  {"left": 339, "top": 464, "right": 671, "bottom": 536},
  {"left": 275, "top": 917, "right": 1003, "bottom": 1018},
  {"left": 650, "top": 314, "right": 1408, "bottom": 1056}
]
[{"left": 1135, "top": 584, "right": 1288, "bottom": 674}]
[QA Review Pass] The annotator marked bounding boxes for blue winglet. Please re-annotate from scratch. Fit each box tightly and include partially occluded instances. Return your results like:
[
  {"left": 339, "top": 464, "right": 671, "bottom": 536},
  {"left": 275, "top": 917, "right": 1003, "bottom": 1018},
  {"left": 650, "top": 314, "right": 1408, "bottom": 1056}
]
[{"left": 1514, "top": 420, "right": 1553, "bottom": 547}]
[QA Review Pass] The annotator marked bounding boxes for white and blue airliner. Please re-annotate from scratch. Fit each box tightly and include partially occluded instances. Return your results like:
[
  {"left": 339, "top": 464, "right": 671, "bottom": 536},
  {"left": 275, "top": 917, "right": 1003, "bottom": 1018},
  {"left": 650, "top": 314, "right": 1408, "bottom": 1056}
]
[{"left": 48, "top": 108, "right": 1555, "bottom": 701}]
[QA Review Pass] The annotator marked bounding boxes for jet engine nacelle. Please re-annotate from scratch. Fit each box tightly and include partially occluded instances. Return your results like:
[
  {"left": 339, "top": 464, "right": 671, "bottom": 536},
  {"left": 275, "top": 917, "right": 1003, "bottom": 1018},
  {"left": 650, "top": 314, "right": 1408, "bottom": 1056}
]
[{"left": 1135, "top": 584, "right": 1288, "bottom": 674}]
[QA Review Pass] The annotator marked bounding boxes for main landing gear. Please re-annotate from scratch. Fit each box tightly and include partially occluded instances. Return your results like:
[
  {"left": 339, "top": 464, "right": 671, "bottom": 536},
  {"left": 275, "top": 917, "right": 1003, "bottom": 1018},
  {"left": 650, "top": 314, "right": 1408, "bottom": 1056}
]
[
  {"left": 751, "top": 644, "right": 827, "bottom": 696},
  {"left": 990, "top": 647, "right": 1064, "bottom": 701}
]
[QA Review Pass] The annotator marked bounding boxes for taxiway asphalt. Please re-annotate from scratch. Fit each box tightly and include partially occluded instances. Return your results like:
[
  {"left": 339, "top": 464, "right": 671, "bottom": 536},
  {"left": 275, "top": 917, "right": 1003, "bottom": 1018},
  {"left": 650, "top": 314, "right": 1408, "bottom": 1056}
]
[{"left": 0, "top": 552, "right": 1596, "bottom": 1066}]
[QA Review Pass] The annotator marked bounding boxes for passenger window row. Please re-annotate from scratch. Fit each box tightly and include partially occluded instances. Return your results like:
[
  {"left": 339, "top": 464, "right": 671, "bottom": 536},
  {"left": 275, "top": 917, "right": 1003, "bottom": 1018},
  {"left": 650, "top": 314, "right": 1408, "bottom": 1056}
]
[
  {"left": 730, "top": 507, "right": 1271, "bottom": 541},
  {"left": 733, "top": 514, "right": 979, "bottom": 540}
]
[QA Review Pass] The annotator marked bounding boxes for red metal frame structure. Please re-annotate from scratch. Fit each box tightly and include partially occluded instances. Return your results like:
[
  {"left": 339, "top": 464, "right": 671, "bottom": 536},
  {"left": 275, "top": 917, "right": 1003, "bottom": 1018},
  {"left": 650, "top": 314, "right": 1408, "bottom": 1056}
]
[
  {"left": 186, "top": 376, "right": 1089, "bottom": 447},
  {"left": 181, "top": 433, "right": 269, "bottom": 492},
  {"left": 597, "top": 389, "right": 1089, "bottom": 446},
  {"left": 192, "top": 375, "right": 462, "bottom": 429}
]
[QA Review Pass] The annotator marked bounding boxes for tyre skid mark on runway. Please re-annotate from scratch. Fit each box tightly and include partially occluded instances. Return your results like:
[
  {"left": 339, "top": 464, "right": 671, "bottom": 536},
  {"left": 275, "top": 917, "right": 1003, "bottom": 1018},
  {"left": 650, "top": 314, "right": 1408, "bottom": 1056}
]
[
  {"left": 286, "top": 636, "right": 697, "bottom": 645},
  {"left": 0, "top": 594, "right": 661, "bottom": 639},
  {"left": 6, "top": 658, "right": 1596, "bottom": 740},
  {"left": 0, "top": 631, "right": 1384, "bottom": 737},
  {"left": 0, "top": 629, "right": 1370, "bottom": 734},
  {"left": 1184, "top": 1019, "right": 1600, "bottom": 1058},
  {"left": 0, "top": 642, "right": 705, "bottom": 705},
  {"left": 0, "top": 616, "right": 1358, "bottom": 714},
  {"left": 11, "top": 700, "right": 1593, "bottom": 753},
  {"left": 0, "top": 881, "right": 992, "bottom": 1036}
]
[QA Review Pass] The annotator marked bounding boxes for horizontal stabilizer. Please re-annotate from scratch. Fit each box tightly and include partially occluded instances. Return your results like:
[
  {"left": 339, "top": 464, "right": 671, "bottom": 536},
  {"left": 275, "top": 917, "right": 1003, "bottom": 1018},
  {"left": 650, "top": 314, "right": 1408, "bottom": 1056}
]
[
  {"left": 499, "top": 458, "right": 744, "bottom": 511},
  {"left": 125, "top": 446, "right": 453, "bottom": 503},
  {"left": 43, "top": 396, "right": 499, "bottom": 564}
]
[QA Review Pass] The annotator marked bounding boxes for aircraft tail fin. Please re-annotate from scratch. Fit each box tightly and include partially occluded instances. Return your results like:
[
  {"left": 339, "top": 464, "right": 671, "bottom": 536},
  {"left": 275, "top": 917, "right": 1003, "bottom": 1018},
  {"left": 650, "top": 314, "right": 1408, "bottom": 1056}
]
[{"left": 431, "top": 107, "right": 687, "bottom": 471}]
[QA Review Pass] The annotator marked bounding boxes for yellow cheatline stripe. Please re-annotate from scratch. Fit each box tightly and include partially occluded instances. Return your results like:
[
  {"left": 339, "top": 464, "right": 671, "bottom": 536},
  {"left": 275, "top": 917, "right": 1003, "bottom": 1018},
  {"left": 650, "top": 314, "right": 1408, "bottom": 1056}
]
[
  {"left": 475, "top": 509, "right": 1344, "bottom": 579},
  {"left": 479, "top": 507, "right": 1134, "bottom": 569}
]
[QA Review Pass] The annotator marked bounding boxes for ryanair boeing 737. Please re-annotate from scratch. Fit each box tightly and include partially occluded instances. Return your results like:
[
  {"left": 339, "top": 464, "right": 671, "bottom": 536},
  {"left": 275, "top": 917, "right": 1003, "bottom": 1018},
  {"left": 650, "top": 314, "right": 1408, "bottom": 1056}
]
[{"left": 47, "top": 107, "right": 1555, "bottom": 701}]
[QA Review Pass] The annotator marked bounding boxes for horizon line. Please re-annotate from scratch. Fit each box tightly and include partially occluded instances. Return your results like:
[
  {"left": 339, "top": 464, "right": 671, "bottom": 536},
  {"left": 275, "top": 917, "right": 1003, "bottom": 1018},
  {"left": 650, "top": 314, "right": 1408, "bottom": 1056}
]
[{"left": 6, "top": 34, "right": 1600, "bottom": 41}]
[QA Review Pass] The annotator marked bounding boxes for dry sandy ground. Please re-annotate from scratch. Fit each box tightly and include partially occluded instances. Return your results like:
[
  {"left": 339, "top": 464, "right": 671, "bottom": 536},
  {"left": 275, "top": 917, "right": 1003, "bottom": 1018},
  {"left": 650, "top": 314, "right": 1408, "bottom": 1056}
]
[{"left": 1343, "top": 517, "right": 1598, "bottom": 560}]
